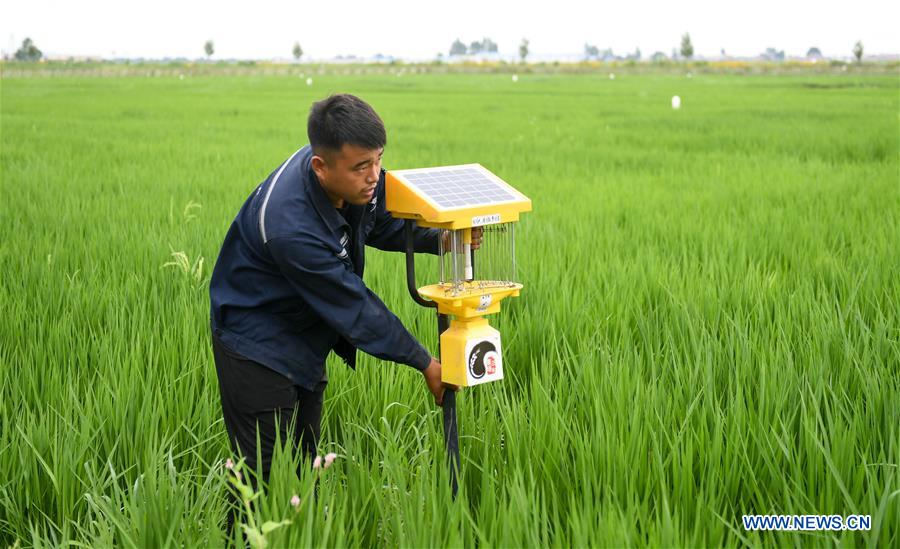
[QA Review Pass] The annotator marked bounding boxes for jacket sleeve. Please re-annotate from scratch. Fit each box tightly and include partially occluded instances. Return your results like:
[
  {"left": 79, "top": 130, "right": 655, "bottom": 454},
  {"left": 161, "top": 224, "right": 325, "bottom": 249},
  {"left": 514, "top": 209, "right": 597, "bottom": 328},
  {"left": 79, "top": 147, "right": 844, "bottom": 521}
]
[
  {"left": 266, "top": 233, "right": 432, "bottom": 370},
  {"left": 366, "top": 171, "right": 441, "bottom": 254}
]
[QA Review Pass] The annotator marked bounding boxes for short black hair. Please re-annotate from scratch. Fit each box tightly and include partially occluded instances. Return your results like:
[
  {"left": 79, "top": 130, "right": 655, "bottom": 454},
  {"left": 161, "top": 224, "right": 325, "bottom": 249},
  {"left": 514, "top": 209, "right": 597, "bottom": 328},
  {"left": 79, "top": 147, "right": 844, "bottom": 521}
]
[{"left": 307, "top": 94, "right": 386, "bottom": 157}]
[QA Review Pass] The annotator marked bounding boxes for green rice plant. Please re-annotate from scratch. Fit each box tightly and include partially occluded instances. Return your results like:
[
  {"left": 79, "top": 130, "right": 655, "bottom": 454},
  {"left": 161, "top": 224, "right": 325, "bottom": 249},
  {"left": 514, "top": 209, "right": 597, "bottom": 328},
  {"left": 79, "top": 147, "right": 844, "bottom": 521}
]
[{"left": 162, "top": 249, "right": 205, "bottom": 288}]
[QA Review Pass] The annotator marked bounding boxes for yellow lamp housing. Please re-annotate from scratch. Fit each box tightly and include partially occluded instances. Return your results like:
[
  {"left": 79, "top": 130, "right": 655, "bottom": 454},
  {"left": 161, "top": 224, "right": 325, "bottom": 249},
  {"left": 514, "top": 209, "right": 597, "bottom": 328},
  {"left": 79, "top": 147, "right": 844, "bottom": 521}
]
[
  {"left": 386, "top": 164, "right": 532, "bottom": 230},
  {"left": 386, "top": 164, "right": 531, "bottom": 387}
]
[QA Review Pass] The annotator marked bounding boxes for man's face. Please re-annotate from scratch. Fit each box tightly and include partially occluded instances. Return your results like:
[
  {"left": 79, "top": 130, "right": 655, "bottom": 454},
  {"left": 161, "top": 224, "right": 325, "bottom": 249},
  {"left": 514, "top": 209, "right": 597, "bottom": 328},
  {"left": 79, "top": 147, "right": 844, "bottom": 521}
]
[{"left": 311, "top": 144, "right": 383, "bottom": 208}]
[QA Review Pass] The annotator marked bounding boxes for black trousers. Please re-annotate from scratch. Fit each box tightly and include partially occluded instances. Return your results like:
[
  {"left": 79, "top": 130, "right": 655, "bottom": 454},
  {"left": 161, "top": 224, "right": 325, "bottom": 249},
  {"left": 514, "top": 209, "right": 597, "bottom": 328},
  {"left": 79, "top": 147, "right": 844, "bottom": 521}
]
[{"left": 212, "top": 332, "right": 327, "bottom": 479}]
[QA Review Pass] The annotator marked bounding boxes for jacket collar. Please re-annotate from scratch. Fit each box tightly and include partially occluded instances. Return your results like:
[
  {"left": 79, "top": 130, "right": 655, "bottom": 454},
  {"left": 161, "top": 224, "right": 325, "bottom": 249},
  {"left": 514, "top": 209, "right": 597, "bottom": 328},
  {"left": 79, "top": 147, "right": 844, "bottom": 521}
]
[{"left": 304, "top": 153, "right": 349, "bottom": 235}]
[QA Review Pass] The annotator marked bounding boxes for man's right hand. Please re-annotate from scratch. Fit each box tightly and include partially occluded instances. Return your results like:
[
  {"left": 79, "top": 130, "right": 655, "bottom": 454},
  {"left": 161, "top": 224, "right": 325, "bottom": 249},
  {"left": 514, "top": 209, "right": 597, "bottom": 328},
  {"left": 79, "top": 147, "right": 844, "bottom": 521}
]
[{"left": 422, "top": 358, "right": 456, "bottom": 406}]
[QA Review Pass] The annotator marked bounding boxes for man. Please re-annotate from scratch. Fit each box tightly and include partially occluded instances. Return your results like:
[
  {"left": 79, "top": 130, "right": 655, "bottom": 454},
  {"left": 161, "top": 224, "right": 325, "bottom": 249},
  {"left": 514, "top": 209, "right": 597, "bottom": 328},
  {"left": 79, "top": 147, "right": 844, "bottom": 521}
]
[{"left": 209, "top": 94, "right": 465, "bottom": 488}]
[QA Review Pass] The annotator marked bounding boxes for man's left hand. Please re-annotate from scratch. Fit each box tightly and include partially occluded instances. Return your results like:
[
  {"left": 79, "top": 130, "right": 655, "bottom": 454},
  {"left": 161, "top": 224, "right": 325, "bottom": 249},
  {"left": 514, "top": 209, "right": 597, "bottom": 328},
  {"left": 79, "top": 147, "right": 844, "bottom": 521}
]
[
  {"left": 470, "top": 227, "right": 483, "bottom": 250},
  {"left": 422, "top": 358, "right": 458, "bottom": 406},
  {"left": 440, "top": 227, "right": 484, "bottom": 252}
]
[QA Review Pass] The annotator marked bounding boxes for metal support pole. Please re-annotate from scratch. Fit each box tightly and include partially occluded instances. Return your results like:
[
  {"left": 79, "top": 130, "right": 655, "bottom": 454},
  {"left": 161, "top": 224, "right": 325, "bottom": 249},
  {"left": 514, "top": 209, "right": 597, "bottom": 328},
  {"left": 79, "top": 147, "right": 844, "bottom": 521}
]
[
  {"left": 405, "top": 221, "right": 460, "bottom": 499},
  {"left": 469, "top": 237, "right": 476, "bottom": 281},
  {"left": 438, "top": 313, "right": 459, "bottom": 498}
]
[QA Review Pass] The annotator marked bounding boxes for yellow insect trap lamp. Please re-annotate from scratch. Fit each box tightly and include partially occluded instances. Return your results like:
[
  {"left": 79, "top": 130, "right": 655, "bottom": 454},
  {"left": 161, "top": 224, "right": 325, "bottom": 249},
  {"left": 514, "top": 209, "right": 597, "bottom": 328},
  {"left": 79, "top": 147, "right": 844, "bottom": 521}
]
[{"left": 387, "top": 163, "right": 531, "bottom": 496}]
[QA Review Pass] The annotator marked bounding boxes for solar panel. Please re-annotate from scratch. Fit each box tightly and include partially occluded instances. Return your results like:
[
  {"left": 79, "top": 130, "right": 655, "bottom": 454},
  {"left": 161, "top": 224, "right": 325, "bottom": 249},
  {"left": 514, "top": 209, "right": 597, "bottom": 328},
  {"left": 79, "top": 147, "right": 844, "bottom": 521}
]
[
  {"left": 386, "top": 163, "right": 531, "bottom": 229},
  {"left": 399, "top": 166, "right": 518, "bottom": 209}
]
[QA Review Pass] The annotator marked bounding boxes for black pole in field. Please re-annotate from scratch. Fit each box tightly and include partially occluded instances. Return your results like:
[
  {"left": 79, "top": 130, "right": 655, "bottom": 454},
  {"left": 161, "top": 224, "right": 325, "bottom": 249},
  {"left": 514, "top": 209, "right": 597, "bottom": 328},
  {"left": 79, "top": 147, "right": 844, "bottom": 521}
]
[
  {"left": 404, "top": 221, "right": 461, "bottom": 499},
  {"left": 437, "top": 312, "right": 460, "bottom": 498}
]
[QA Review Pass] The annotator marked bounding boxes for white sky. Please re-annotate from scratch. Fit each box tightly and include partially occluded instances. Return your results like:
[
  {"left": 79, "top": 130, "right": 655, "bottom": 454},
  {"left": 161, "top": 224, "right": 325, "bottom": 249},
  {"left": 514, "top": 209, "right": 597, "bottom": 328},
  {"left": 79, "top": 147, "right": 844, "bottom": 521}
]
[{"left": 2, "top": 0, "right": 898, "bottom": 60}]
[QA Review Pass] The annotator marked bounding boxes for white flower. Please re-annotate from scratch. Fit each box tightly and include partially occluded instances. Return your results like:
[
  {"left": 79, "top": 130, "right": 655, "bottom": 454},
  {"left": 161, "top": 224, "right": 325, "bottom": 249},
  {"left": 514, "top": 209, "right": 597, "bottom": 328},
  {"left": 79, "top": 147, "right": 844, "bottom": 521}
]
[
  {"left": 290, "top": 494, "right": 301, "bottom": 508},
  {"left": 323, "top": 453, "right": 338, "bottom": 469},
  {"left": 313, "top": 455, "right": 323, "bottom": 469}
]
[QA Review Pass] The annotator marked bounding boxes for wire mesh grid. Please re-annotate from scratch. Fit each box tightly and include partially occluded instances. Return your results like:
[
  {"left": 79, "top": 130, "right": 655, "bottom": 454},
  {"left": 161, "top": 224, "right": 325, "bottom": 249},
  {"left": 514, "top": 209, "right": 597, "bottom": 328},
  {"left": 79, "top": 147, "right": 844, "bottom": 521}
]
[{"left": 438, "top": 224, "right": 517, "bottom": 296}]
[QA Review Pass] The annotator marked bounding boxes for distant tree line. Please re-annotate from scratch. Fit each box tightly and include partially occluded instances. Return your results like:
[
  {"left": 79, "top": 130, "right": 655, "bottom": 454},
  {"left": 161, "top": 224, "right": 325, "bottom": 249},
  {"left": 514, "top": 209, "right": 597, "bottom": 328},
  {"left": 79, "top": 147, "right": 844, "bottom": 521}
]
[
  {"left": 580, "top": 33, "right": 866, "bottom": 63},
  {"left": 4, "top": 36, "right": 870, "bottom": 64},
  {"left": 761, "top": 47, "right": 785, "bottom": 61},
  {"left": 14, "top": 38, "right": 42, "bottom": 62},
  {"left": 583, "top": 44, "right": 642, "bottom": 62},
  {"left": 449, "top": 37, "right": 499, "bottom": 56}
]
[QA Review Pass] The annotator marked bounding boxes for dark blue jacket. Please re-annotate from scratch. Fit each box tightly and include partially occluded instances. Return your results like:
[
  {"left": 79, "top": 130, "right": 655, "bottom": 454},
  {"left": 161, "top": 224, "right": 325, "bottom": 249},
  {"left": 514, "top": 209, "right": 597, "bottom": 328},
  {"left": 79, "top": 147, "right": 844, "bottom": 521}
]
[{"left": 209, "top": 145, "right": 440, "bottom": 390}]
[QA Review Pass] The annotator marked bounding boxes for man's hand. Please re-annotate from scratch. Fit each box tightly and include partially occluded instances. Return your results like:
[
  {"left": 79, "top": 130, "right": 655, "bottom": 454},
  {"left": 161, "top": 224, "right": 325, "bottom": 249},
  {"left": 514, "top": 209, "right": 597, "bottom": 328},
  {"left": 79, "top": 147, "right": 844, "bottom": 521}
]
[
  {"left": 440, "top": 227, "right": 484, "bottom": 252},
  {"left": 422, "top": 358, "right": 457, "bottom": 406},
  {"left": 471, "top": 226, "right": 483, "bottom": 250}
]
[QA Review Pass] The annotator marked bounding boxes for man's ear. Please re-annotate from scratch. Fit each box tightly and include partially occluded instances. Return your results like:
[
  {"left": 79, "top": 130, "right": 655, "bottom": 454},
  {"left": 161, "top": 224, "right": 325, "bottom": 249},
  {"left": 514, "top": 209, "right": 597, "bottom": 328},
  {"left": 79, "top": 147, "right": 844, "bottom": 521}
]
[{"left": 311, "top": 154, "right": 327, "bottom": 180}]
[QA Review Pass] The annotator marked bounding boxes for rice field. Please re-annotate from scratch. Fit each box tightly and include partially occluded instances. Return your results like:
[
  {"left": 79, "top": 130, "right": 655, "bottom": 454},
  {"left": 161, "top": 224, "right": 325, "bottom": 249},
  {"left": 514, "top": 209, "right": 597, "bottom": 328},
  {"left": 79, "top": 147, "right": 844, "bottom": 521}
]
[{"left": 1, "top": 69, "right": 898, "bottom": 547}]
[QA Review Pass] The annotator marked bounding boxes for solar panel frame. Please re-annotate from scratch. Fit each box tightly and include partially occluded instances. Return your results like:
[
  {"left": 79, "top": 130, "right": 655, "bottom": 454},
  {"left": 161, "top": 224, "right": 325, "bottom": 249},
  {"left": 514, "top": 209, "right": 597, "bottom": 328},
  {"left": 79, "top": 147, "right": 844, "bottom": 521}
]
[{"left": 393, "top": 164, "right": 525, "bottom": 211}]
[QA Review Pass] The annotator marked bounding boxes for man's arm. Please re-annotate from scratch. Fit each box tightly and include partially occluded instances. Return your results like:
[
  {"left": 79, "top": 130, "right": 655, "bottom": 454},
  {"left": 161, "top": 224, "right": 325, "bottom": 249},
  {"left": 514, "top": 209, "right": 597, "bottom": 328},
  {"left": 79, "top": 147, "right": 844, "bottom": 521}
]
[
  {"left": 367, "top": 210, "right": 441, "bottom": 254},
  {"left": 366, "top": 172, "right": 441, "bottom": 254},
  {"left": 266, "top": 232, "right": 431, "bottom": 370}
]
